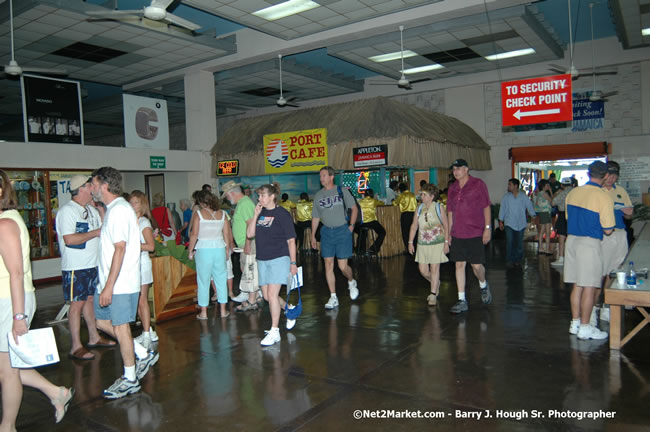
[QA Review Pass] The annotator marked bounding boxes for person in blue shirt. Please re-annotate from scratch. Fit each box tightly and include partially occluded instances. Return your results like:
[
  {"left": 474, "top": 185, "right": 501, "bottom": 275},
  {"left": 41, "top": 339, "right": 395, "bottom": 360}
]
[{"left": 498, "top": 178, "right": 536, "bottom": 268}]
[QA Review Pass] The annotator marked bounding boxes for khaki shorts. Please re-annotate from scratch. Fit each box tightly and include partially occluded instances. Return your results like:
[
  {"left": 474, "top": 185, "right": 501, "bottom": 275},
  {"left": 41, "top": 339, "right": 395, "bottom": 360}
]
[
  {"left": 564, "top": 235, "right": 603, "bottom": 288},
  {"left": 601, "top": 229, "right": 628, "bottom": 275}
]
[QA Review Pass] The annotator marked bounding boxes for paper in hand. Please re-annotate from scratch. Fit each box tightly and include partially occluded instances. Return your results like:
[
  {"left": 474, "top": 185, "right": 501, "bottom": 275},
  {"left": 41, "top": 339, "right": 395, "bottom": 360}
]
[{"left": 7, "top": 327, "right": 60, "bottom": 368}]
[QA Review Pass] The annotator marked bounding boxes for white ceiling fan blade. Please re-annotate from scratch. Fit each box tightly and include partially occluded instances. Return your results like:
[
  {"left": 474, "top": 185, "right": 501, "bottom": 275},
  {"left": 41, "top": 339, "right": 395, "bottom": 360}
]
[
  {"left": 601, "top": 91, "right": 617, "bottom": 98},
  {"left": 151, "top": 0, "right": 175, "bottom": 9},
  {"left": 86, "top": 9, "right": 144, "bottom": 17},
  {"left": 165, "top": 13, "right": 201, "bottom": 31},
  {"left": 22, "top": 67, "right": 68, "bottom": 76}
]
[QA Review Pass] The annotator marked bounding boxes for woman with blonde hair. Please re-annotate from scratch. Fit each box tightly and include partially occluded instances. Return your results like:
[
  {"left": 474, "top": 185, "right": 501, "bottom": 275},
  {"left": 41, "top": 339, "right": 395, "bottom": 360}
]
[
  {"left": 246, "top": 184, "right": 298, "bottom": 346},
  {"left": 408, "top": 184, "right": 449, "bottom": 306},
  {"left": 188, "top": 190, "right": 231, "bottom": 319},
  {"left": 0, "top": 170, "right": 74, "bottom": 427},
  {"left": 129, "top": 190, "right": 158, "bottom": 349}
]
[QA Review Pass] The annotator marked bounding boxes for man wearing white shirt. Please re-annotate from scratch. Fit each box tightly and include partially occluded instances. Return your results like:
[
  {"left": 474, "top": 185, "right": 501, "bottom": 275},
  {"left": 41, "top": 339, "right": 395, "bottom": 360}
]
[
  {"left": 91, "top": 167, "right": 157, "bottom": 399},
  {"left": 56, "top": 175, "right": 115, "bottom": 361}
]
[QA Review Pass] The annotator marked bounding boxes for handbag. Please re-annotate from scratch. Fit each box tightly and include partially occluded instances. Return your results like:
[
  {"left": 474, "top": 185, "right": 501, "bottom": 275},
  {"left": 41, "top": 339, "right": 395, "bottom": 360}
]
[{"left": 285, "top": 267, "right": 303, "bottom": 320}]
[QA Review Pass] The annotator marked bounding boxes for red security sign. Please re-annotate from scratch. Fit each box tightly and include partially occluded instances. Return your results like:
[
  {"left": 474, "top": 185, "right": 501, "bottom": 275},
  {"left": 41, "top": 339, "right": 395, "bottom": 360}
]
[{"left": 501, "top": 74, "right": 572, "bottom": 126}]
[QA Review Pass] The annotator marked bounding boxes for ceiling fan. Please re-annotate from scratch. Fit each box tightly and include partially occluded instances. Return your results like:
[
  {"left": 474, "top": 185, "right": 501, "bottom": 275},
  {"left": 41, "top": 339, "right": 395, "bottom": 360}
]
[
  {"left": 367, "top": 26, "right": 433, "bottom": 90},
  {"left": 587, "top": 2, "right": 616, "bottom": 101},
  {"left": 276, "top": 54, "right": 299, "bottom": 108},
  {"left": 548, "top": 0, "right": 617, "bottom": 82},
  {"left": 2, "top": 0, "right": 67, "bottom": 78},
  {"left": 86, "top": 0, "right": 201, "bottom": 32}
]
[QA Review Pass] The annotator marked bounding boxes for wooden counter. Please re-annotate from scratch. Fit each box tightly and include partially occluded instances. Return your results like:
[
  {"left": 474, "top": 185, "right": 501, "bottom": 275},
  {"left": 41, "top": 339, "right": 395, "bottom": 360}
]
[
  {"left": 605, "top": 223, "right": 649, "bottom": 350},
  {"left": 374, "top": 205, "right": 404, "bottom": 257}
]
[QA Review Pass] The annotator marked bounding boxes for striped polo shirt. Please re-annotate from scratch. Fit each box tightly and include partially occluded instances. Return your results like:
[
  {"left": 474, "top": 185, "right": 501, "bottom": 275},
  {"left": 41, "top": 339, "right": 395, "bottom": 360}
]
[
  {"left": 604, "top": 184, "right": 632, "bottom": 229},
  {"left": 565, "top": 181, "right": 615, "bottom": 240}
]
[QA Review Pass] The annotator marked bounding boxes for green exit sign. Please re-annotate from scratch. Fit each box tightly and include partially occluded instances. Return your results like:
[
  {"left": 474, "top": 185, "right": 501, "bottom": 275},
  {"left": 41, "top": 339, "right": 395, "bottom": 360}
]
[{"left": 150, "top": 156, "right": 166, "bottom": 169}]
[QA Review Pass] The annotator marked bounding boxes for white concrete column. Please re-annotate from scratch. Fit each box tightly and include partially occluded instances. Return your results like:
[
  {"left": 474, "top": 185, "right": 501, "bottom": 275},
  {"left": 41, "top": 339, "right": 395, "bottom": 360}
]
[{"left": 184, "top": 70, "right": 217, "bottom": 194}]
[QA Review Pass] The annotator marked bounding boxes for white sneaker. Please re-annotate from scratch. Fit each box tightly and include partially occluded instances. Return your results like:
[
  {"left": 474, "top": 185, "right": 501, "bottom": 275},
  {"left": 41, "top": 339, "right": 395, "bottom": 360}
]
[
  {"left": 149, "top": 329, "right": 158, "bottom": 342},
  {"left": 348, "top": 280, "right": 359, "bottom": 300},
  {"left": 590, "top": 307, "right": 600, "bottom": 327},
  {"left": 600, "top": 307, "right": 610, "bottom": 322},
  {"left": 286, "top": 305, "right": 296, "bottom": 330},
  {"left": 231, "top": 292, "right": 249, "bottom": 303},
  {"left": 550, "top": 257, "right": 564, "bottom": 268},
  {"left": 325, "top": 295, "right": 339, "bottom": 310},
  {"left": 577, "top": 325, "right": 608, "bottom": 340},
  {"left": 134, "top": 333, "right": 152, "bottom": 350},
  {"left": 260, "top": 329, "right": 281, "bottom": 346},
  {"left": 569, "top": 320, "right": 580, "bottom": 335}
]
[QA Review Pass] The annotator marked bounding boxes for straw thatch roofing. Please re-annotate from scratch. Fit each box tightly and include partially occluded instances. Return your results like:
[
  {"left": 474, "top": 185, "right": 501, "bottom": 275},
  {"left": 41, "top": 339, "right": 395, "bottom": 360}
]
[{"left": 211, "top": 96, "right": 490, "bottom": 176}]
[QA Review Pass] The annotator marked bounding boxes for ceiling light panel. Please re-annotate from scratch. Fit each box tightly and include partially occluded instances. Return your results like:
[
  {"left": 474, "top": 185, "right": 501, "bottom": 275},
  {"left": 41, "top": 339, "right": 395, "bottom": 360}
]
[
  {"left": 328, "top": 5, "right": 563, "bottom": 80},
  {"left": 185, "top": 0, "right": 444, "bottom": 40}
]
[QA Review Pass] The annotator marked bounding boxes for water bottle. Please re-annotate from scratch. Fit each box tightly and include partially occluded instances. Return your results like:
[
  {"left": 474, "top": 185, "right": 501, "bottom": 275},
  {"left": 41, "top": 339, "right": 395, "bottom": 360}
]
[{"left": 627, "top": 261, "right": 637, "bottom": 288}]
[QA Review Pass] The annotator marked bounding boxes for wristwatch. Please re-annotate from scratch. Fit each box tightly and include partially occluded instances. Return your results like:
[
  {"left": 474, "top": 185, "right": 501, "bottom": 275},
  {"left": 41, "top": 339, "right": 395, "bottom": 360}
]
[{"left": 13, "top": 313, "right": 28, "bottom": 321}]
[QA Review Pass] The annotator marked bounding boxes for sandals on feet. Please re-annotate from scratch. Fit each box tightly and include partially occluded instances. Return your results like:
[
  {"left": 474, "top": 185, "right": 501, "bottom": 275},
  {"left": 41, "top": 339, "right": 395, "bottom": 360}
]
[
  {"left": 68, "top": 347, "right": 95, "bottom": 361},
  {"left": 52, "top": 386, "right": 75, "bottom": 424},
  {"left": 235, "top": 300, "right": 258, "bottom": 312}
]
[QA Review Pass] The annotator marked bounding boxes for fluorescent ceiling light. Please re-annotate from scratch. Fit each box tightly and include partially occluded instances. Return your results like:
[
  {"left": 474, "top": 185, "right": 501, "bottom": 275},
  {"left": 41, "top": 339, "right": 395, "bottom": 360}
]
[
  {"left": 642, "top": 28, "right": 650, "bottom": 36},
  {"left": 402, "top": 64, "right": 444, "bottom": 74},
  {"left": 252, "top": 0, "right": 320, "bottom": 21},
  {"left": 369, "top": 50, "right": 418, "bottom": 63},
  {"left": 485, "top": 48, "right": 535, "bottom": 61}
]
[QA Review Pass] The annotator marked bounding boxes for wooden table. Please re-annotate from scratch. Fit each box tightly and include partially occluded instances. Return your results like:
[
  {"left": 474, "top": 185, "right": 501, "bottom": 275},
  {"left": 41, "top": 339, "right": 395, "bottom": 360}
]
[{"left": 605, "top": 223, "right": 649, "bottom": 350}]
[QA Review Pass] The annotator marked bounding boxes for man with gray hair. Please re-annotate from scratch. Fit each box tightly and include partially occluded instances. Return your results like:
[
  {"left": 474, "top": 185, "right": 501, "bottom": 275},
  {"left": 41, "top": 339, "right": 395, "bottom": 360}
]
[
  {"left": 91, "top": 167, "right": 158, "bottom": 399},
  {"left": 56, "top": 175, "right": 115, "bottom": 361},
  {"left": 221, "top": 180, "right": 259, "bottom": 307}
]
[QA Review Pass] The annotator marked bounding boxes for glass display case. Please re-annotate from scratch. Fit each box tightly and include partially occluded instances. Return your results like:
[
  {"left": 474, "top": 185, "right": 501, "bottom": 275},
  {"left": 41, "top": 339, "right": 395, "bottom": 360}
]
[
  {"left": 5, "top": 170, "right": 51, "bottom": 259},
  {"left": 3, "top": 169, "right": 92, "bottom": 260}
]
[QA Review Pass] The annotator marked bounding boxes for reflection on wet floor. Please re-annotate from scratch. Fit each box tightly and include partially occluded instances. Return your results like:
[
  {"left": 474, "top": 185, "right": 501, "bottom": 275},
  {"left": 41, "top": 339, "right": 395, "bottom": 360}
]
[{"left": 13, "top": 240, "right": 650, "bottom": 431}]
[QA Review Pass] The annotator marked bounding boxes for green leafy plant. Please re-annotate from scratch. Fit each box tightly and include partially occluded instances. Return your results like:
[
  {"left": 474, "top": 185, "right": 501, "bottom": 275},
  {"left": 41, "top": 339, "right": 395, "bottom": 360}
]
[{"left": 154, "top": 240, "right": 196, "bottom": 271}]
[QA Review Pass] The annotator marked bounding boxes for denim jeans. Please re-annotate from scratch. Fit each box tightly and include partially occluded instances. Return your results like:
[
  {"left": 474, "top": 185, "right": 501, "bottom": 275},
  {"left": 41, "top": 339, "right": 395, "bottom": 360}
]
[{"left": 505, "top": 226, "right": 525, "bottom": 263}]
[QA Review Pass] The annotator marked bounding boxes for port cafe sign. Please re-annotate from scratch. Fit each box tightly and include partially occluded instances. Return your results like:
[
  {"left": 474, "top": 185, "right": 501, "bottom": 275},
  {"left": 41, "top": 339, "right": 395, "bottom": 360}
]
[
  {"left": 263, "top": 128, "right": 328, "bottom": 174},
  {"left": 501, "top": 74, "right": 572, "bottom": 126}
]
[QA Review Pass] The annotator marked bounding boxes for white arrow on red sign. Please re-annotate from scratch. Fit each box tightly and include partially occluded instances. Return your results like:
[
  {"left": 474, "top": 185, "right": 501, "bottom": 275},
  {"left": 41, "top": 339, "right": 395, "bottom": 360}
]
[{"left": 513, "top": 108, "right": 561, "bottom": 120}]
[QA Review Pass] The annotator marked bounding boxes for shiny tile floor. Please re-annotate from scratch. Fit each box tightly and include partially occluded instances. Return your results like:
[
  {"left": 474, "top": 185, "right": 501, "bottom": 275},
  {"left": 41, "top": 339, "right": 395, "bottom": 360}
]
[{"left": 12, "top": 239, "right": 650, "bottom": 431}]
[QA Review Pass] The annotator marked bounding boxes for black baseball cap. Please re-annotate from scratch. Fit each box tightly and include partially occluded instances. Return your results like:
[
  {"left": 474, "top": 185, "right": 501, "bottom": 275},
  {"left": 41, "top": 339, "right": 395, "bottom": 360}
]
[
  {"left": 606, "top": 161, "right": 620, "bottom": 175},
  {"left": 450, "top": 158, "right": 469, "bottom": 168}
]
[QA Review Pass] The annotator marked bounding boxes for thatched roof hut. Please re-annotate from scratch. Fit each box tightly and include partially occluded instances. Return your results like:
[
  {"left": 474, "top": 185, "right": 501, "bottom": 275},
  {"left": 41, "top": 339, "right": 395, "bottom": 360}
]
[{"left": 211, "top": 97, "right": 490, "bottom": 176}]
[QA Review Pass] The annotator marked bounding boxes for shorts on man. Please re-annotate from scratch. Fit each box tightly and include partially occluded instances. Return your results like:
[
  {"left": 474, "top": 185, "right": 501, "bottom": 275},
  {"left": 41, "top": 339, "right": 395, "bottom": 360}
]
[
  {"left": 564, "top": 236, "right": 603, "bottom": 288},
  {"left": 94, "top": 292, "right": 139, "bottom": 327},
  {"left": 449, "top": 237, "right": 485, "bottom": 264},
  {"left": 320, "top": 224, "right": 353, "bottom": 259},
  {"left": 62, "top": 267, "right": 98, "bottom": 302},
  {"left": 601, "top": 229, "right": 627, "bottom": 276}
]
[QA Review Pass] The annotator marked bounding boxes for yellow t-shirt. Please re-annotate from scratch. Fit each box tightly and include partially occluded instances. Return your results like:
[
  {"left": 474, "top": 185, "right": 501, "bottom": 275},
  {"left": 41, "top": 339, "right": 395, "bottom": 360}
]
[
  {"left": 278, "top": 199, "right": 296, "bottom": 212},
  {"left": 359, "top": 197, "right": 384, "bottom": 223},
  {"left": 0, "top": 210, "right": 34, "bottom": 298},
  {"left": 295, "top": 200, "right": 313, "bottom": 222},
  {"left": 393, "top": 191, "right": 417, "bottom": 213}
]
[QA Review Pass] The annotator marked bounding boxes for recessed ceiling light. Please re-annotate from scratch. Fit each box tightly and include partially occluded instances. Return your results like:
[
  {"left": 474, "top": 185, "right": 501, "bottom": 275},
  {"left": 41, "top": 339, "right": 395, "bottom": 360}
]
[
  {"left": 402, "top": 64, "right": 444, "bottom": 74},
  {"left": 369, "top": 50, "right": 418, "bottom": 63},
  {"left": 485, "top": 48, "right": 535, "bottom": 61},
  {"left": 642, "top": 28, "right": 650, "bottom": 36},
  {"left": 252, "top": 0, "right": 320, "bottom": 21}
]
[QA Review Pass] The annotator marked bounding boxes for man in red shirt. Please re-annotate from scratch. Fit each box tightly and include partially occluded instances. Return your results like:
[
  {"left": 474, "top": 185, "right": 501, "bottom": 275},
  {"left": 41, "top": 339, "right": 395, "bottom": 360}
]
[{"left": 446, "top": 159, "right": 492, "bottom": 313}]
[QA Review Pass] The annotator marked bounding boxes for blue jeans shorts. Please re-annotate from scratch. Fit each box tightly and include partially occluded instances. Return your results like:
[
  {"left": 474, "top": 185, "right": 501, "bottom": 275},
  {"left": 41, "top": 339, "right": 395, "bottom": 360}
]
[
  {"left": 320, "top": 224, "right": 353, "bottom": 259},
  {"left": 62, "top": 267, "right": 98, "bottom": 302},
  {"left": 94, "top": 291, "right": 139, "bottom": 326},
  {"left": 257, "top": 256, "right": 290, "bottom": 286}
]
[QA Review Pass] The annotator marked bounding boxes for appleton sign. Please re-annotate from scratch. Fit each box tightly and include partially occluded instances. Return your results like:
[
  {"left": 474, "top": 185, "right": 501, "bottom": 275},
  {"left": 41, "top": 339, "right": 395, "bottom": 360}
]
[
  {"left": 501, "top": 74, "right": 572, "bottom": 127},
  {"left": 353, "top": 145, "right": 388, "bottom": 168}
]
